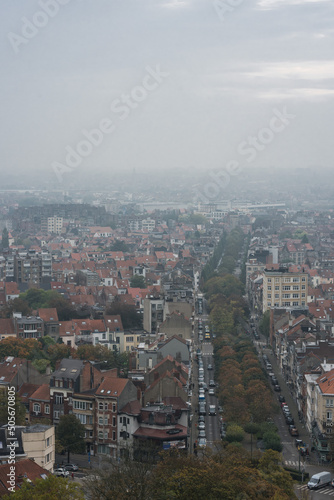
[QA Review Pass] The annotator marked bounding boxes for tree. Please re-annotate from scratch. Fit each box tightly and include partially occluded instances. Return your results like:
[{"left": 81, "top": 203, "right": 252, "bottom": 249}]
[
  {"left": 4, "top": 474, "right": 84, "bottom": 499},
  {"left": 56, "top": 414, "right": 86, "bottom": 463},
  {"left": 130, "top": 274, "right": 146, "bottom": 289},
  {"left": 106, "top": 302, "right": 142, "bottom": 329},
  {"left": 0, "top": 389, "right": 26, "bottom": 426},
  {"left": 1, "top": 228, "right": 9, "bottom": 249},
  {"left": 225, "top": 424, "right": 245, "bottom": 443},
  {"left": 110, "top": 240, "right": 129, "bottom": 252},
  {"left": 259, "top": 310, "right": 270, "bottom": 338}
]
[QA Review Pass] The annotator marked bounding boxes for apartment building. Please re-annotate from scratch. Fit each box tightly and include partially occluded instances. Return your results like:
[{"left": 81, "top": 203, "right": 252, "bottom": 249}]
[
  {"left": 262, "top": 268, "right": 308, "bottom": 313},
  {"left": 41, "top": 216, "right": 63, "bottom": 235}
]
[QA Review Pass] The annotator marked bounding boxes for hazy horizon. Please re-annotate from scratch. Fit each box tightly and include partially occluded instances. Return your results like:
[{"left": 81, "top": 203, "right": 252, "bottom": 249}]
[{"left": 1, "top": 0, "right": 334, "bottom": 187}]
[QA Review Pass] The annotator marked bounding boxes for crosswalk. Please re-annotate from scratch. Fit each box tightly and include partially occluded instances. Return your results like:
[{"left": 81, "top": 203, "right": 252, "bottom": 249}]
[
  {"left": 284, "top": 460, "right": 304, "bottom": 467},
  {"left": 297, "top": 484, "right": 334, "bottom": 496}
]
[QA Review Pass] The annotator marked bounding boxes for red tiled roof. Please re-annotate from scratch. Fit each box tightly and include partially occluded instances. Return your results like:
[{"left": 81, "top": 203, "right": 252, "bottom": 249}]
[
  {"left": 37, "top": 308, "right": 58, "bottom": 322},
  {"left": 30, "top": 384, "right": 50, "bottom": 402},
  {"left": 0, "top": 458, "right": 49, "bottom": 495},
  {"left": 95, "top": 377, "right": 129, "bottom": 397}
]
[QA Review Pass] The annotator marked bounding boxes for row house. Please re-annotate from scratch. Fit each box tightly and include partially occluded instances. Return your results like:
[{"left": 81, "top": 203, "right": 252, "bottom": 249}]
[
  {"left": 93, "top": 377, "right": 138, "bottom": 458},
  {"left": 49, "top": 359, "right": 111, "bottom": 425}
]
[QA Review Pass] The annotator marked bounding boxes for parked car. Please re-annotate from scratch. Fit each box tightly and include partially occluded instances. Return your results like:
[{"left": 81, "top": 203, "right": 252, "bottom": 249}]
[
  {"left": 198, "top": 421, "right": 205, "bottom": 430},
  {"left": 289, "top": 426, "right": 299, "bottom": 436},
  {"left": 64, "top": 463, "right": 78, "bottom": 472},
  {"left": 274, "top": 385, "right": 281, "bottom": 392},
  {"left": 207, "top": 364, "right": 213, "bottom": 370},
  {"left": 209, "top": 380, "right": 215, "bottom": 387},
  {"left": 279, "top": 395, "right": 285, "bottom": 403},
  {"left": 198, "top": 430, "right": 206, "bottom": 438},
  {"left": 285, "top": 416, "right": 294, "bottom": 425},
  {"left": 54, "top": 468, "right": 69, "bottom": 478},
  {"left": 198, "top": 415, "right": 205, "bottom": 423},
  {"left": 208, "top": 388, "right": 215, "bottom": 396},
  {"left": 198, "top": 437, "right": 207, "bottom": 448}
]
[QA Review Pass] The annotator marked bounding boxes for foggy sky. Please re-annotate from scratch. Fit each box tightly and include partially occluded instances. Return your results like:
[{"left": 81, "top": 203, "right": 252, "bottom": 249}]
[{"left": 1, "top": 0, "right": 333, "bottom": 185}]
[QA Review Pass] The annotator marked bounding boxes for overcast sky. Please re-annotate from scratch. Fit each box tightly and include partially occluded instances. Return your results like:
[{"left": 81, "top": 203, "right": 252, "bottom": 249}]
[{"left": 1, "top": 0, "right": 333, "bottom": 186}]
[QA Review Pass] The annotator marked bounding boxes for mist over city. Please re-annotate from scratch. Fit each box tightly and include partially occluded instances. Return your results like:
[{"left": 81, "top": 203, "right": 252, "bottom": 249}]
[{"left": 1, "top": 1, "right": 334, "bottom": 499}]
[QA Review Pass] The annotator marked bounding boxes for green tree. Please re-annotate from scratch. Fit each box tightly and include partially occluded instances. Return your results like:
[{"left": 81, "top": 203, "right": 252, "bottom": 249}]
[
  {"left": 4, "top": 474, "right": 84, "bottom": 499},
  {"left": 0, "top": 390, "right": 26, "bottom": 426},
  {"left": 56, "top": 414, "right": 86, "bottom": 463},
  {"left": 110, "top": 240, "right": 129, "bottom": 252},
  {"left": 1, "top": 228, "right": 9, "bottom": 249},
  {"left": 130, "top": 274, "right": 146, "bottom": 289}
]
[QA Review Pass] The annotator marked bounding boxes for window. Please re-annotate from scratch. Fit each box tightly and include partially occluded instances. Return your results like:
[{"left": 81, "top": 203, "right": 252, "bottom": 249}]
[
  {"left": 99, "top": 402, "right": 103, "bottom": 410},
  {"left": 302, "top": 277, "right": 306, "bottom": 282},
  {"left": 326, "top": 399, "right": 334, "bottom": 407},
  {"left": 275, "top": 286, "right": 279, "bottom": 290},
  {"left": 275, "top": 278, "right": 279, "bottom": 283},
  {"left": 104, "top": 431, "right": 108, "bottom": 439},
  {"left": 267, "top": 278, "right": 271, "bottom": 283},
  {"left": 293, "top": 293, "right": 299, "bottom": 298},
  {"left": 77, "top": 413, "right": 87, "bottom": 424},
  {"left": 99, "top": 431, "right": 103, "bottom": 439},
  {"left": 274, "top": 303, "right": 279, "bottom": 307},
  {"left": 74, "top": 401, "right": 87, "bottom": 410},
  {"left": 293, "top": 286, "right": 299, "bottom": 290},
  {"left": 327, "top": 412, "right": 332, "bottom": 421},
  {"left": 283, "top": 302, "right": 290, "bottom": 307},
  {"left": 99, "top": 417, "right": 103, "bottom": 425},
  {"left": 89, "top": 431, "right": 93, "bottom": 438},
  {"left": 267, "top": 286, "right": 271, "bottom": 291},
  {"left": 55, "top": 395, "right": 63, "bottom": 405},
  {"left": 112, "top": 403, "right": 116, "bottom": 412},
  {"left": 283, "top": 286, "right": 291, "bottom": 291},
  {"left": 33, "top": 403, "right": 41, "bottom": 413},
  {"left": 302, "top": 285, "right": 306, "bottom": 290},
  {"left": 267, "top": 302, "right": 271, "bottom": 307},
  {"left": 45, "top": 405, "right": 50, "bottom": 414},
  {"left": 112, "top": 416, "right": 116, "bottom": 426},
  {"left": 275, "top": 294, "right": 279, "bottom": 299},
  {"left": 126, "top": 337, "right": 133, "bottom": 342},
  {"left": 112, "top": 431, "right": 116, "bottom": 441},
  {"left": 293, "top": 277, "right": 300, "bottom": 282},
  {"left": 46, "top": 437, "right": 50, "bottom": 447},
  {"left": 283, "top": 294, "right": 290, "bottom": 299},
  {"left": 284, "top": 278, "right": 291, "bottom": 283},
  {"left": 104, "top": 402, "right": 108, "bottom": 410},
  {"left": 54, "top": 410, "right": 59, "bottom": 419},
  {"left": 292, "top": 302, "right": 299, "bottom": 306},
  {"left": 105, "top": 417, "right": 108, "bottom": 425},
  {"left": 267, "top": 294, "right": 271, "bottom": 299}
]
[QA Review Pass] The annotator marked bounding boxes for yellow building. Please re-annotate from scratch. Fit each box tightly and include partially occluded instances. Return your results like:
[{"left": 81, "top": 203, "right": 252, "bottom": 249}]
[
  {"left": 263, "top": 268, "right": 308, "bottom": 313},
  {"left": 22, "top": 424, "right": 55, "bottom": 472}
]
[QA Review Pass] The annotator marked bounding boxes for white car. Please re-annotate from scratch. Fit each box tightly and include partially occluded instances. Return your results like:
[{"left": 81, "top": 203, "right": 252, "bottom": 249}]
[{"left": 54, "top": 467, "right": 69, "bottom": 478}]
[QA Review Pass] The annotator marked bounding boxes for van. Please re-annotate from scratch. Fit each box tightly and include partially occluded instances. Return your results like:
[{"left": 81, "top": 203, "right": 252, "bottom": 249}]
[
  {"left": 308, "top": 471, "right": 331, "bottom": 490},
  {"left": 199, "top": 367, "right": 204, "bottom": 377}
]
